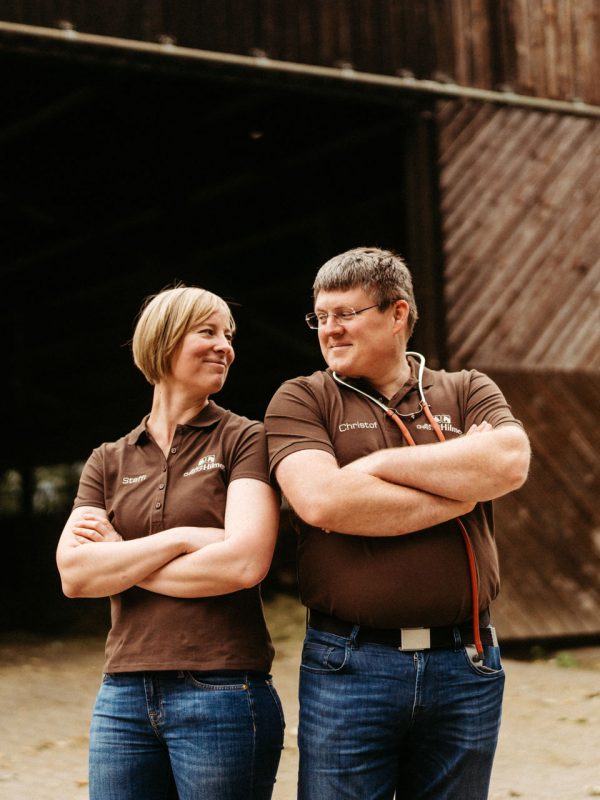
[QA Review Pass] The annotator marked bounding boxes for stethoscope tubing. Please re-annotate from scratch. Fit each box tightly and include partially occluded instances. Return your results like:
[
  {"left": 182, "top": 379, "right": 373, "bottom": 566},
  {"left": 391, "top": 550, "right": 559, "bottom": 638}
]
[{"left": 331, "top": 351, "right": 485, "bottom": 660}]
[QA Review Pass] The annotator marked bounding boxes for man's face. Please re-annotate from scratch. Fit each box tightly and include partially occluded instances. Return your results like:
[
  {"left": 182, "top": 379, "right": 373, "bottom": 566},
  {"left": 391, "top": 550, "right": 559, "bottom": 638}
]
[{"left": 314, "top": 287, "right": 405, "bottom": 380}]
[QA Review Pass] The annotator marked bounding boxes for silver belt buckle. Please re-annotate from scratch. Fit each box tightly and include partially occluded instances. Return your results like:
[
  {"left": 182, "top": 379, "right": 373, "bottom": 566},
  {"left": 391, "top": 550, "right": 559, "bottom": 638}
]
[{"left": 399, "top": 627, "right": 431, "bottom": 651}]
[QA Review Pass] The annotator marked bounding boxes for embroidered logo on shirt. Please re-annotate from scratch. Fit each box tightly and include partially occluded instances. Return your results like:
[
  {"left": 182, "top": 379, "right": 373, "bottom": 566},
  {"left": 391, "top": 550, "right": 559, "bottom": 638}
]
[
  {"left": 338, "top": 420, "right": 379, "bottom": 432},
  {"left": 183, "top": 454, "right": 225, "bottom": 477},
  {"left": 416, "top": 414, "right": 463, "bottom": 435},
  {"left": 122, "top": 474, "right": 148, "bottom": 485}
]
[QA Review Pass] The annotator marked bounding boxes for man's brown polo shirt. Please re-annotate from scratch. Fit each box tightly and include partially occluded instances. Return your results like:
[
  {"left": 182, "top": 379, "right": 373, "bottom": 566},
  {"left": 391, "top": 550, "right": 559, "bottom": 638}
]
[
  {"left": 73, "top": 401, "right": 274, "bottom": 673},
  {"left": 265, "top": 357, "right": 523, "bottom": 629}
]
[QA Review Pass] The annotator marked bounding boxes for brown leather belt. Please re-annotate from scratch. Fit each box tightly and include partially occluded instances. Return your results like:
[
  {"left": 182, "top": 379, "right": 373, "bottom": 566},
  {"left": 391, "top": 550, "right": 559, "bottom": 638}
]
[{"left": 309, "top": 609, "right": 497, "bottom": 651}]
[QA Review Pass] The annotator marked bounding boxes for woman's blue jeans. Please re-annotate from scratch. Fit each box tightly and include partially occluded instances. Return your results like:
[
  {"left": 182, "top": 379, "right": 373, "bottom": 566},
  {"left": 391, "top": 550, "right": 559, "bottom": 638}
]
[
  {"left": 89, "top": 670, "right": 284, "bottom": 800},
  {"left": 298, "top": 625, "right": 504, "bottom": 800}
]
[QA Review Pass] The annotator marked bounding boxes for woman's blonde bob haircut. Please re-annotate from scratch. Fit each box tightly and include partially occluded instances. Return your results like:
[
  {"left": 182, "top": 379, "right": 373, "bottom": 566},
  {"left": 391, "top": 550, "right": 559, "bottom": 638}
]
[{"left": 132, "top": 285, "right": 235, "bottom": 385}]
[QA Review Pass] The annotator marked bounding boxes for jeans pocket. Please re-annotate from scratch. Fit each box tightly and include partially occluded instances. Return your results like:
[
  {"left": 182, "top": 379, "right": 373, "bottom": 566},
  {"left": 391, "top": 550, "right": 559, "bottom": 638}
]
[
  {"left": 463, "top": 644, "right": 504, "bottom": 676},
  {"left": 266, "top": 681, "right": 286, "bottom": 731},
  {"left": 186, "top": 671, "right": 248, "bottom": 690},
  {"left": 300, "top": 638, "right": 349, "bottom": 674}
]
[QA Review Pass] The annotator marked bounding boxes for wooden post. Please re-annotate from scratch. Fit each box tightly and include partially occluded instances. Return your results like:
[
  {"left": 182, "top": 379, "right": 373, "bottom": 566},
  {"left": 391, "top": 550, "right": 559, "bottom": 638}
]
[{"left": 403, "top": 102, "right": 447, "bottom": 369}]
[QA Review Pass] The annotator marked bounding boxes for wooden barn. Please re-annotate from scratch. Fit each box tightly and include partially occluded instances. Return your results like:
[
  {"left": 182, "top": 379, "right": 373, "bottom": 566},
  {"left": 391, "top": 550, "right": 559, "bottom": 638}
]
[{"left": 1, "top": 2, "right": 599, "bottom": 642}]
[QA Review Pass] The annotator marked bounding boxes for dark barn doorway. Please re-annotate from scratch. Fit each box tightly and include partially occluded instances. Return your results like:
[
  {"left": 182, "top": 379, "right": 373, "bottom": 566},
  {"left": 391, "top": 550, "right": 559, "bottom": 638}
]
[{"left": 1, "top": 48, "right": 442, "bottom": 629}]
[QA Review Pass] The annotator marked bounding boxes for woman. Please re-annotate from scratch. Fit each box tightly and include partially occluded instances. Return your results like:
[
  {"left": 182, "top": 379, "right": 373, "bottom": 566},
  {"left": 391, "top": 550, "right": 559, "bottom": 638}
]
[{"left": 56, "top": 285, "right": 284, "bottom": 800}]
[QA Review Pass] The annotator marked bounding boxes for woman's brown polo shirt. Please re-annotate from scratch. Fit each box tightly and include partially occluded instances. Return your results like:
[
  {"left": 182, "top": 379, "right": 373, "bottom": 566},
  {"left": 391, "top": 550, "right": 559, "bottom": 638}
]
[
  {"left": 73, "top": 401, "right": 274, "bottom": 673},
  {"left": 265, "top": 358, "right": 523, "bottom": 629}
]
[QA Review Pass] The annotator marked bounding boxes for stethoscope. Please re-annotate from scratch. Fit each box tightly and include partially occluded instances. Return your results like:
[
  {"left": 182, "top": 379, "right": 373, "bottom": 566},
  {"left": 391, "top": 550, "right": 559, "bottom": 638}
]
[
  {"left": 333, "top": 351, "right": 444, "bottom": 446},
  {"left": 332, "top": 350, "right": 484, "bottom": 660}
]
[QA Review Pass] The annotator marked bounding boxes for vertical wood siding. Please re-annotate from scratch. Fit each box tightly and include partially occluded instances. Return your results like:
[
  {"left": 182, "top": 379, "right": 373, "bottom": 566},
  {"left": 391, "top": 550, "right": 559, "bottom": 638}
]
[{"left": 2, "top": 1, "right": 600, "bottom": 104}]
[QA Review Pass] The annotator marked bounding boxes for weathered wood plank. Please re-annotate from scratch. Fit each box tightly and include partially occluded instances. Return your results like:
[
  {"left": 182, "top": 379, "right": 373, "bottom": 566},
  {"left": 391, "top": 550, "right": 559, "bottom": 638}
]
[
  {"left": 488, "top": 371, "right": 600, "bottom": 640},
  {"left": 437, "top": 100, "right": 600, "bottom": 374},
  {"left": 2, "top": 1, "right": 600, "bottom": 105}
]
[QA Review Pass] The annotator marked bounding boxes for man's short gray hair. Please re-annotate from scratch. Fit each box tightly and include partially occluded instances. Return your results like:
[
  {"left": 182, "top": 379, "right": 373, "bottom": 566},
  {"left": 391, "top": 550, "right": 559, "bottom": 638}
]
[{"left": 313, "top": 247, "right": 418, "bottom": 334}]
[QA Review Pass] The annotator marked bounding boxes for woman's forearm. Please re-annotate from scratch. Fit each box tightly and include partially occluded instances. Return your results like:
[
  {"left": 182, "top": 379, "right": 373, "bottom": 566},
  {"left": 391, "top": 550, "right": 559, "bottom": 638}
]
[
  {"left": 58, "top": 524, "right": 224, "bottom": 598},
  {"left": 139, "top": 479, "right": 279, "bottom": 599},
  {"left": 138, "top": 539, "right": 263, "bottom": 598}
]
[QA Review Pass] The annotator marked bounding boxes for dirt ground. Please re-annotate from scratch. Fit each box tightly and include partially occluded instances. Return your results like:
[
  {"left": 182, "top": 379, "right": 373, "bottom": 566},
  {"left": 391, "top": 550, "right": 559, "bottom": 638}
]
[{"left": 1, "top": 594, "right": 599, "bottom": 800}]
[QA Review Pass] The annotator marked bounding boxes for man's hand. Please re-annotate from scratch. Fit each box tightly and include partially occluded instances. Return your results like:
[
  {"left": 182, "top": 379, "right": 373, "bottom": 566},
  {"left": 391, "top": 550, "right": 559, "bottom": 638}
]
[
  {"left": 275, "top": 449, "right": 476, "bottom": 537},
  {"left": 340, "top": 422, "right": 529, "bottom": 504},
  {"left": 465, "top": 421, "right": 493, "bottom": 435}
]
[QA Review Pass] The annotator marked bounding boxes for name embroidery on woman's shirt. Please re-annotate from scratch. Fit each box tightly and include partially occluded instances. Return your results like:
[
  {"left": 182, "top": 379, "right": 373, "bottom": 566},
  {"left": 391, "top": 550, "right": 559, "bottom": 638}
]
[{"left": 122, "top": 474, "right": 148, "bottom": 485}]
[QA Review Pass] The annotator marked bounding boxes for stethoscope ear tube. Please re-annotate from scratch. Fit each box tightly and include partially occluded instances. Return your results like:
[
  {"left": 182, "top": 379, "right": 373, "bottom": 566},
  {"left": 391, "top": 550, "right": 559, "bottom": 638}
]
[{"left": 332, "top": 354, "right": 485, "bottom": 661}]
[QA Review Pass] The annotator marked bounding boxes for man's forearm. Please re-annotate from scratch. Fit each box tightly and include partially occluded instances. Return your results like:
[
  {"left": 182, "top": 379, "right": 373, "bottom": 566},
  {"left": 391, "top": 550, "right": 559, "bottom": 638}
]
[
  {"left": 294, "top": 474, "right": 474, "bottom": 536},
  {"left": 276, "top": 450, "right": 475, "bottom": 536},
  {"left": 344, "top": 426, "right": 530, "bottom": 502}
]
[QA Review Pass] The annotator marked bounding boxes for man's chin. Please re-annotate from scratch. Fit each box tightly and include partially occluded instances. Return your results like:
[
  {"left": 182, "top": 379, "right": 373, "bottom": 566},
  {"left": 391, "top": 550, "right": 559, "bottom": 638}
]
[{"left": 327, "top": 359, "right": 359, "bottom": 377}]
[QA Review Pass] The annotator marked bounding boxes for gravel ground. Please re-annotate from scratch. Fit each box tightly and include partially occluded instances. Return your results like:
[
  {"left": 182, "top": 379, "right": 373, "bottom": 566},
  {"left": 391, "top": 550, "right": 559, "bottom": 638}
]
[{"left": 1, "top": 594, "right": 599, "bottom": 800}]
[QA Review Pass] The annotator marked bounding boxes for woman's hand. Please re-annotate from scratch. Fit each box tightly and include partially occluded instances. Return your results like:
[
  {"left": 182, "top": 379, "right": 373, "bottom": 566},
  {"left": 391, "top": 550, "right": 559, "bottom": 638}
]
[
  {"left": 58, "top": 506, "right": 199, "bottom": 598},
  {"left": 138, "top": 479, "right": 280, "bottom": 598},
  {"left": 71, "top": 513, "right": 123, "bottom": 544},
  {"left": 178, "top": 527, "right": 226, "bottom": 553}
]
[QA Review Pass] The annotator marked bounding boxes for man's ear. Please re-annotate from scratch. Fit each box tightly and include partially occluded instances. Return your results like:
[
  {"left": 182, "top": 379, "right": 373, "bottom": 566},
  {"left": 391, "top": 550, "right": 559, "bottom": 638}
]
[{"left": 392, "top": 299, "right": 410, "bottom": 332}]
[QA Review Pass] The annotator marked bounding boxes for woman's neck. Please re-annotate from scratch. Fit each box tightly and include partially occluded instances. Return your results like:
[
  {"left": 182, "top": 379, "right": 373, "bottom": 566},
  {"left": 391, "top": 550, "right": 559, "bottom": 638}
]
[{"left": 146, "top": 385, "right": 209, "bottom": 455}]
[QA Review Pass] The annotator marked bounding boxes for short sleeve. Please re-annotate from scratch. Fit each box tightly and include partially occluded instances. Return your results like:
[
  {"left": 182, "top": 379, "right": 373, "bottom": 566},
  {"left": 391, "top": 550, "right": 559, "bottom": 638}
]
[
  {"left": 228, "top": 422, "right": 271, "bottom": 485},
  {"left": 264, "top": 379, "right": 336, "bottom": 475},
  {"left": 72, "top": 447, "right": 107, "bottom": 510},
  {"left": 464, "top": 370, "right": 523, "bottom": 430}
]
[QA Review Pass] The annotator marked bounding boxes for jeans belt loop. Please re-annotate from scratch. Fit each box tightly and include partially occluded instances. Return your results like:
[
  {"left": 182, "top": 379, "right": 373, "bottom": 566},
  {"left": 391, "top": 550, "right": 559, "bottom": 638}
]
[
  {"left": 349, "top": 624, "right": 361, "bottom": 649},
  {"left": 452, "top": 626, "right": 462, "bottom": 651}
]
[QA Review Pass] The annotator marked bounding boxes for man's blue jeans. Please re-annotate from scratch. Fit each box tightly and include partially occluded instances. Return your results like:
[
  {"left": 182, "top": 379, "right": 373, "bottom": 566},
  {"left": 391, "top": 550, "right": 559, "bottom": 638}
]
[
  {"left": 89, "top": 670, "right": 284, "bottom": 800},
  {"left": 298, "top": 625, "right": 504, "bottom": 800}
]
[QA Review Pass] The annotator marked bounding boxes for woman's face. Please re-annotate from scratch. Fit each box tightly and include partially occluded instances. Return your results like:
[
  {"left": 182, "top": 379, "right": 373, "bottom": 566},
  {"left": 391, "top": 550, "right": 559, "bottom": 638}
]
[{"left": 167, "top": 310, "right": 235, "bottom": 397}]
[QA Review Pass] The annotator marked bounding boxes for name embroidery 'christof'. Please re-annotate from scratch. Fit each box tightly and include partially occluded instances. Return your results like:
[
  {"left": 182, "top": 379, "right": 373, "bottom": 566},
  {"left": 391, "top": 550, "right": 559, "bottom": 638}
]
[
  {"left": 338, "top": 421, "right": 379, "bottom": 432},
  {"left": 122, "top": 474, "right": 148, "bottom": 485},
  {"left": 184, "top": 454, "right": 226, "bottom": 477}
]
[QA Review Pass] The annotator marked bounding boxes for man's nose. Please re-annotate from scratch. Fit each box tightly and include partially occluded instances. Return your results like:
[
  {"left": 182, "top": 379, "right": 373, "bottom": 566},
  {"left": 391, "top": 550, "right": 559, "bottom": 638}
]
[{"left": 321, "top": 314, "right": 343, "bottom": 332}]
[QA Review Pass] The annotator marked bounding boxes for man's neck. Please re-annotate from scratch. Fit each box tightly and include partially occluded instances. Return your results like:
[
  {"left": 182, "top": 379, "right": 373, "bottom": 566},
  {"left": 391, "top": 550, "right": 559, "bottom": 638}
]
[{"left": 365, "top": 356, "right": 411, "bottom": 400}]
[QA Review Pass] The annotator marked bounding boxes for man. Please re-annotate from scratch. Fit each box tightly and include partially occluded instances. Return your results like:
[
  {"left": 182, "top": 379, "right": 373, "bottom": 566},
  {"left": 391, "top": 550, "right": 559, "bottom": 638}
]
[{"left": 264, "top": 247, "right": 530, "bottom": 800}]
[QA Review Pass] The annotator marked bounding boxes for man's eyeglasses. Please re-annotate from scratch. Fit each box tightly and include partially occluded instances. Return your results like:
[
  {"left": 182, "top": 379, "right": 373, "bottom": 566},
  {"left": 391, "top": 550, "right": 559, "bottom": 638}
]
[{"left": 305, "top": 304, "right": 379, "bottom": 330}]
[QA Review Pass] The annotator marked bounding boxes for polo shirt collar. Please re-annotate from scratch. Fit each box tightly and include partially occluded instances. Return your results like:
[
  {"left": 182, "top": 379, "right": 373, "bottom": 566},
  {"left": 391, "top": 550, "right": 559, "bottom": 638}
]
[
  {"left": 126, "top": 419, "right": 149, "bottom": 446},
  {"left": 181, "top": 400, "right": 225, "bottom": 429},
  {"left": 125, "top": 400, "right": 225, "bottom": 445}
]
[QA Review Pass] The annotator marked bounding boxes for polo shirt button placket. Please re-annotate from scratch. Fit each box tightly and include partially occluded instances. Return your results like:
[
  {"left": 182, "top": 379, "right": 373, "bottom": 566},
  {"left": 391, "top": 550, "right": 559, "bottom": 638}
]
[
  {"left": 154, "top": 460, "right": 169, "bottom": 526},
  {"left": 157, "top": 431, "right": 181, "bottom": 526}
]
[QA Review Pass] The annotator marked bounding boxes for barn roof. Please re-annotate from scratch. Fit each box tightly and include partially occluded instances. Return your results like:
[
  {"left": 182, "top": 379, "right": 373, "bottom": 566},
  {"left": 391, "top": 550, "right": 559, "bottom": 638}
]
[{"left": 1, "top": 2, "right": 600, "bottom": 116}]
